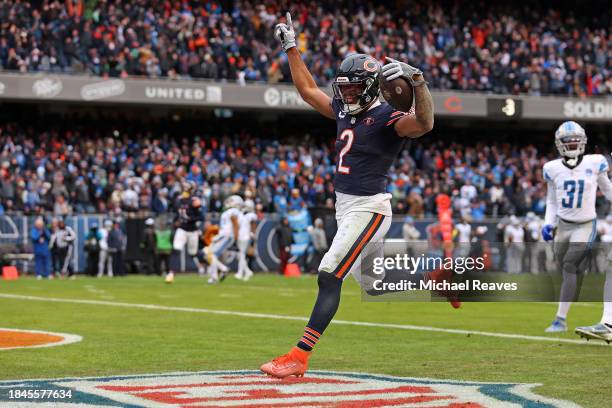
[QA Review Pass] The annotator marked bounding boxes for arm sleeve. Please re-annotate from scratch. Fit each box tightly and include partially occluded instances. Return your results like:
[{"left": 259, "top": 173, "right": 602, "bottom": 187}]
[
  {"left": 597, "top": 172, "right": 612, "bottom": 202},
  {"left": 544, "top": 179, "right": 558, "bottom": 226}
]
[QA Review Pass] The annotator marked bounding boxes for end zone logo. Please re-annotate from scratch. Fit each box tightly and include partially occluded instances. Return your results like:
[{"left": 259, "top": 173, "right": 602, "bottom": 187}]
[{"left": 0, "top": 370, "right": 579, "bottom": 407}]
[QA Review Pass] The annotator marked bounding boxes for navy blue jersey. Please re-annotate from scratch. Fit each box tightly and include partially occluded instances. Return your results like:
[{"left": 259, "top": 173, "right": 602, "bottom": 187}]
[
  {"left": 175, "top": 197, "right": 203, "bottom": 232},
  {"left": 331, "top": 99, "right": 408, "bottom": 196}
]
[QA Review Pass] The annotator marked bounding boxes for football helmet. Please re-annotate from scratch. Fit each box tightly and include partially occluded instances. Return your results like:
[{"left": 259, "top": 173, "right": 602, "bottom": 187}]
[
  {"left": 332, "top": 53, "right": 381, "bottom": 115},
  {"left": 242, "top": 199, "right": 255, "bottom": 213},
  {"left": 224, "top": 195, "right": 244, "bottom": 209},
  {"left": 555, "top": 121, "right": 587, "bottom": 160}
]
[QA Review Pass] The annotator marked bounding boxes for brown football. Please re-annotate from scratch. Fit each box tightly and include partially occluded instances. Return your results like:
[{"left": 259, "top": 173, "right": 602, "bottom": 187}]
[{"left": 379, "top": 75, "right": 414, "bottom": 112}]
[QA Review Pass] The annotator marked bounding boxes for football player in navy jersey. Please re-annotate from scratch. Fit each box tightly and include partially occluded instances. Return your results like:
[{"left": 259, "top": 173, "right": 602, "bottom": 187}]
[{"left": 260, "top": 12, "right": 434, "bottom": 378}]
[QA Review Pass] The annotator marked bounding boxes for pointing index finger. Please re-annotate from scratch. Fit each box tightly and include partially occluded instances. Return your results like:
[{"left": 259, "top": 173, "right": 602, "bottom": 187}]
[{"left": 286, "top": 12, "right": 292, "bottom": 26}]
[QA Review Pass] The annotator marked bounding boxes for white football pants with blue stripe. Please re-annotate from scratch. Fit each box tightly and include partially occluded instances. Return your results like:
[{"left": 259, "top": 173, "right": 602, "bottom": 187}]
[
  {"left": 236, "top": 239, "right": 253, "bottom": 279},
  {"left": 208, "top": 235, "right": 233, "bottom": 282},
  {"left": 554, "top": 218, "right": 597, "bottom": 319}
]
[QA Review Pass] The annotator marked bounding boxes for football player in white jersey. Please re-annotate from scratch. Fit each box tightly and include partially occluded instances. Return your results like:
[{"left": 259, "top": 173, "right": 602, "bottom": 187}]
[
  {"left": 236, "top": 199, "right": 258, "bottom": 281},
  {"left": 541, "top": 121, "right": 612, "bottom": 338},
  {"left": 207, "top": 195, "right": 242, "bottom": 284}
]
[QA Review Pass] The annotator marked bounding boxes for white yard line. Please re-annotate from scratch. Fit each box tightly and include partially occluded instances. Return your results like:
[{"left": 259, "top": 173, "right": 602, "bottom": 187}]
[
  {"left": 0, "top": 293, "right": 608, "bottom": 347},
  {"left": 542, "top": 302, "right": 600, "bottom": 308}
]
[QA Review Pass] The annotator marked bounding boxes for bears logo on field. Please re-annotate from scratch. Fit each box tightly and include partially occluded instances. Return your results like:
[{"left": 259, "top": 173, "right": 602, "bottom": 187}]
[
  {"left": 0, "top": 328, "right": 82, "bottom": 350},
  {"left": 0, "top": 370, "right": 580, "bottom": 407}
]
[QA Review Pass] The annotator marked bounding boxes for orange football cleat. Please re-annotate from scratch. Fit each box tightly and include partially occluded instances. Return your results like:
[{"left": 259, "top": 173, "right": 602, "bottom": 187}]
[
  {"left": 425, "top": 268, "right": 462, "bottom": 309},
  {"left": 260, "top": 347, "right": 310, "bottom": 378}
]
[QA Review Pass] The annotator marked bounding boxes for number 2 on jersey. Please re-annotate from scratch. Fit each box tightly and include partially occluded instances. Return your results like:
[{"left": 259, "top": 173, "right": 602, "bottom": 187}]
[
  {"left": 562, "top": 179, "right": 584, "bottom": 208},
  {"left": 337, "top": 129, "right": 354, "bottom": 174}
]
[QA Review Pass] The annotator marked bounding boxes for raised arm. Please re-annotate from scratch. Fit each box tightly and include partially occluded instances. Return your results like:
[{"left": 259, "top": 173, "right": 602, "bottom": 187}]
[
  {"left": 381, "top": 57, "right": 434, "bottom": 138},
  {"left": 274, "top": 13, "right": 334, "bottom": 119}
]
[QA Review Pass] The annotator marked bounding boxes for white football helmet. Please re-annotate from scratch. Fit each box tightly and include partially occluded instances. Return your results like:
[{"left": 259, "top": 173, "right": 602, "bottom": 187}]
[
  {"left": 555, "top": 121, "right": 586, "bottom": 160},
  {"left": 224, "top": 195, "right": 244, "bottom": 209},
  {"left": 242, "top": 199, "right": 255, "bottom": 213}
]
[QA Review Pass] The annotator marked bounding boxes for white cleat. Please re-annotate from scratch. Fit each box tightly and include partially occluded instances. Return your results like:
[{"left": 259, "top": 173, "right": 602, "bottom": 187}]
[
  {"left": 165, "top": 272, "right": 174, "bottom": 284},
  {"left": 545, "top": 317, "right": 567, "bottom": 333},
  {"left": 575, "top": 323, "right": 612, "bottom": 344}
]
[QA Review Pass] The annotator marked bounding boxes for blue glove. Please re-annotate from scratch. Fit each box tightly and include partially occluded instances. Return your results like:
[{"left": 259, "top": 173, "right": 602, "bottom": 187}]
[{"left": 541, "top": 224, "right": 555, "bottom": 242}]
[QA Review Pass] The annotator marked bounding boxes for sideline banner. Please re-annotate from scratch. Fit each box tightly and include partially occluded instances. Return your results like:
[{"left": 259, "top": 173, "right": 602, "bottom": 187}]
[{"left": 0, "top": 73, "right": 609, "bottom": 121}]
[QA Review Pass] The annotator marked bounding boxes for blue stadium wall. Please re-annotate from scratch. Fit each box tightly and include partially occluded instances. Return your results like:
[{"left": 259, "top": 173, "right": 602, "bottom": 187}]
[{"left": 0, "top": 215, "right": 499, "bottom": 274}]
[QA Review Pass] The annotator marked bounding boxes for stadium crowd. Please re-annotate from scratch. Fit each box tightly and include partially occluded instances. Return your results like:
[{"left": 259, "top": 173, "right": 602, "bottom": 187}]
[
  {"left": 2, "top": 120, "right": 610, "bottom": 221},
  {"left": 0, "top": 0, "right": 609, "bottom": 96}
]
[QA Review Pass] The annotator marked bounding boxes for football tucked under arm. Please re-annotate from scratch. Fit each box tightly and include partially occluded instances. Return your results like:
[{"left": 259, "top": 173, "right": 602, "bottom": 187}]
[
  {"left": 392, "top": 82, "right": 434, "bottom": 138},
  {"left": 380, "top": 57, "right": 433, "bottom": 138}
]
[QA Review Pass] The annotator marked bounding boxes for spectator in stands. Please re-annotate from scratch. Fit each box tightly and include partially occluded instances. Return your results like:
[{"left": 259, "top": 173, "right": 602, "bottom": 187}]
[
  {"left": 84, "top": 223, "right": 102, "bottom": 277},
  {"left": 98, "top": 220, "right": 114, "bottom": 278},
  {"left": 504, "top": 216, "right": 525, "bottom": 273},
  {"left": 402, "top": 216, "right": 421, "bottom": 241},
  {"left": 50, "top": 218, "right": 77, "bottom": 278},
  {"left": 0, "top": 118, "right": 605, "bottom": 220},
  {"left": 53, "top": 195, "right": 72, "bottom": 217},
  {"left": 307, "top": 218, "right": 328, "bottom": 274},
  {"left": 402, "top": 216, "right": 422, "bottom": 259},
  {"left": 30, "top": 217, "right": 51, "bottom": 280},
  {"left": 152, "top": 188, "right": 170, "bottom": 214},
  {"left": 108, "top": 219, "right": 126, "bottom": 276},
  {"left": 122, "top": 181, "right": 139, "bottom": 212},
  {"left": 48, "top": 217, "right": 61, "bottom": 277},
  {"left": 273, "top": 187, "right": 289, "bottom": 215},
  {"left": 0, "top": 1, "right": 608, "bottom": 97},
  {"left": 278, "top": 217, "right": 293, "bottom": 274},
  {"left": 141, "top": 218, "right": 157, "bottom": 275},
  {"left": 154, "top": 220, "right": 173, "bottom": 276},
  {"left": 289, "top": 188, "right": 305, "bottom": 212}
]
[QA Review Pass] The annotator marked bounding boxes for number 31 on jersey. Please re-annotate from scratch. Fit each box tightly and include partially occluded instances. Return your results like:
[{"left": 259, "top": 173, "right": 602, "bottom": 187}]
[{"left": 562, "top": 179, "right": 584, "bottom": 208}]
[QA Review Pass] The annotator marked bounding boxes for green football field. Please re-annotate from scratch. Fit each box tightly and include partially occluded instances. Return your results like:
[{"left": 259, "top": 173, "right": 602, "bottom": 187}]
[{"left": 0, "top": 274, "right": 610, "bottom": 407}]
